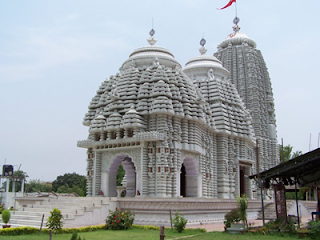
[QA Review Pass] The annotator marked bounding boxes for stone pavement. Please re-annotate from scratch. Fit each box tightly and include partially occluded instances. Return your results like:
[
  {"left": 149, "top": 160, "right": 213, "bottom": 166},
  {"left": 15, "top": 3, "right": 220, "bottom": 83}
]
[{"left": 186, "top": 217, "right": 312, "bottom": 232}]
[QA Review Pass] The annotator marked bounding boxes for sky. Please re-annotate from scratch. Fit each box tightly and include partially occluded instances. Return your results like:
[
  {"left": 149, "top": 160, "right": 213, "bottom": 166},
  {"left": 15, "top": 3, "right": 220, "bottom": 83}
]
[{"left": 0, "top": 0, "right": 319, "bottom": 182}]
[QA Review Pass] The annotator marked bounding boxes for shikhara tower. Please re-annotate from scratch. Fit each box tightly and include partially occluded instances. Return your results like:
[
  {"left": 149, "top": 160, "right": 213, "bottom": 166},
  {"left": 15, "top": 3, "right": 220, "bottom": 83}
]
[
  {"left": 78, "top": 25, "right": 278, "bottom": 199},
  {"left": 214, "top": 20, "right": 279, "bottom": 172}
]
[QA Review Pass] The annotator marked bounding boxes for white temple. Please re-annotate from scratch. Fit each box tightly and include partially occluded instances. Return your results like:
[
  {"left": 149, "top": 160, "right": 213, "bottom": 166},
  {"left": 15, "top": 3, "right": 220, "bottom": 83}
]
[{"left": 78, "top": 24, "right": 278, "bottom": 200}]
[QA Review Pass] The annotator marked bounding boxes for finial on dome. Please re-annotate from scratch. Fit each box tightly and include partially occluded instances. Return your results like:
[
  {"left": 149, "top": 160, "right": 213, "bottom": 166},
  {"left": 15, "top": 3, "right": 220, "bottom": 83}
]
[
  {"left": 232, "top": 17, "right": 240, "bottom": 33},
  {"left": 199, "top": 37, "right": 207, "bottom": 55},
  {"left": 147, "top": 28, "right": 157, "bottom": 45}
]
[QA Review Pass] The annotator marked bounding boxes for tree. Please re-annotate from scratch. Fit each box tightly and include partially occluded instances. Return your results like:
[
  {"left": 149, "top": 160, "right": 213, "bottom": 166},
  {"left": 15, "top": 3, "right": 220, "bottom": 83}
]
[
  {"left": 52, "top": 173, "right": 86, "bottom": 196},
  {"left": 279, "top": 144, "right": 303, "bottom": 162},
  {"left": 9, "top": 170, "right": 28, "bottom": 192},
  {"left": 25, "top": 179, "right": 52, "bottom": 193},
  {"left": 116, "top": 165, "right": 125, "bottom": 186},
  {"left": 46, "top": 208, "right": 63, "bottom": 233}
]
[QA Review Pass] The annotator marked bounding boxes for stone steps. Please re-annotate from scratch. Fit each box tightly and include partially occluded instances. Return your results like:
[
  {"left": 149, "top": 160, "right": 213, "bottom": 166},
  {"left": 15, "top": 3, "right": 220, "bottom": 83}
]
[
  {"left": 300, "top": 201, "right": 317, "bottom": 213},
  {"left": 2, "top": 196, "right": 111, "bottom": 228}
]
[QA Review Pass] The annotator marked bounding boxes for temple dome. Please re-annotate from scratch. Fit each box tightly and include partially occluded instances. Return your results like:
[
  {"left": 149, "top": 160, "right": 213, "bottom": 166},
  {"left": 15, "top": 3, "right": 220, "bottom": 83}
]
[
  {"left": 83, "top": 40, "right": 214, "bottom": 129},
  {"left": 184, "top": 54, "right": 229, "bottom": 81},
  {"left": 121, "top": 45, "right": 181, "bottom": 70},
  {"left": 218, "top": 32, "right": 256, "bottom": 49}
]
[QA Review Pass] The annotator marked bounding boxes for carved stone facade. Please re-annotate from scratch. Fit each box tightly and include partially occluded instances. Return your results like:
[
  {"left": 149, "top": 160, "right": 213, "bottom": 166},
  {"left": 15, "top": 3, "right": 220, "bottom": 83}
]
[
  {"left": 78, "top": 33, "right": 276, "bottom": 199},
  {"left": 214, "top": 32, "right": 279, "bottom": 171}
]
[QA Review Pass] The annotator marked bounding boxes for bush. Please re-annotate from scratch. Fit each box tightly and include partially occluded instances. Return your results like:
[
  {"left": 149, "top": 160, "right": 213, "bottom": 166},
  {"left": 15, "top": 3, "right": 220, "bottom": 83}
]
[
  {"left": 172, "top": 211, "right": 188, "bottom": 233},
  {"left": 0, "top": 227, "right": 38, "bottom": 236},
  {"left": 105, "top": 208, "right": 134, "bottom": 230},
  {"left": 46, "top": 208, "right": 63, "bottom": 233},
  {"left": 310, "top": 220, "right": 320, "bottom": 240},
  {"left": 70, "top": 231, "right": 86, "bottom": 240},
  {"left": 1, "top": 209, "right": 11, "bottom": 224},
  {"left": 237, "top": 194, "right": 248, "bottom": 229},
  {"left": 224, "top": 208, "right": 240, "bottom": 228}
]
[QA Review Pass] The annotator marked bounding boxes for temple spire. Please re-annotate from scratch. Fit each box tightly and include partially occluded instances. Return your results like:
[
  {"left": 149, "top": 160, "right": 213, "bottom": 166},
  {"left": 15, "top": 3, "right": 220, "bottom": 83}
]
[
  {"left": 147, "top": 19, "right": 157, "bottom": 45},
  {"left": 199, "top": 37, "right": 207, "bottom": 55}
]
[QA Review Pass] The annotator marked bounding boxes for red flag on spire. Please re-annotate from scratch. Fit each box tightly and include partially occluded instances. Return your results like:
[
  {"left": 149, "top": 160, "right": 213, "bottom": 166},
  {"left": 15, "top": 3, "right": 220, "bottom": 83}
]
[{"left": 217, "top": 0, "right": 236, "bottom": 10}]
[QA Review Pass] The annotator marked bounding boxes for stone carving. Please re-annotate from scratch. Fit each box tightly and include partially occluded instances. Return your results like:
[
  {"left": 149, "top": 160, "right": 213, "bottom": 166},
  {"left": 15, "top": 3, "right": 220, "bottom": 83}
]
[
  {"left": 79, "top": 33, "right": 264, "bottom": 199},
  {"left": 208, "top": 69, "right": 214, "bottom": 80}
]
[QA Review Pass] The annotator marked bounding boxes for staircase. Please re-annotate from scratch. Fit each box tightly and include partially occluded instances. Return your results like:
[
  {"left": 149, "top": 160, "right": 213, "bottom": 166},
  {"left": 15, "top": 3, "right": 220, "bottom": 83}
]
[
  {"left": 0, "top": 197, "right": 112, "bottom": 228},
  {"left": 257, "top": 200, "right": 295, "bottom": 220},
  {"left": 300, "top": 201, "right": 317, "bottom": 213}
]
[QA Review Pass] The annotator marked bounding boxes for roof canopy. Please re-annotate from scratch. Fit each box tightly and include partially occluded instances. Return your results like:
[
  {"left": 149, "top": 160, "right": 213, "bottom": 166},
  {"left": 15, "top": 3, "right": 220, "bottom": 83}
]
[{"left": 249, "top": 148, "right": 320, "bottom": 187}]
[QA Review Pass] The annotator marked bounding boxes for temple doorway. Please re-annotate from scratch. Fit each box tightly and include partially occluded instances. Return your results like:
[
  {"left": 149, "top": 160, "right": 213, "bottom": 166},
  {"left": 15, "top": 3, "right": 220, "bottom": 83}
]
[
  {"left": 180, "top": 164, "right": 186, "bottom": 197},
  {"left": 240, "top": 166, "right": 245, "bottom": 196},
  {"left": 180, "top": 157, "right": 198, "bottom": 197},
  {"left": 107, "top": 154, "right": 136, "bottom": 197}
]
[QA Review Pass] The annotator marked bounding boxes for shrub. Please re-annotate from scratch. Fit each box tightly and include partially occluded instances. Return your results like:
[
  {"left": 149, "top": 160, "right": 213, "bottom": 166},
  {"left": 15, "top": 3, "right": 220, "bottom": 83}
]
[
  {"left": 237, "top": 194, "right": 248, "bottom": 229},
  {"left": 105, "top": 208, "right": 134, "bottom": 230},
  {"left": 265, "top": 219, "right": 281, "bottom": 230},
  {"left": 172, "top": 211, "right": 188, "bottom": 233},
  {"left": 0, "top": 227, "right": 38, "bottom": 236},
  {"left": 70, "top": 231, "right": 86, "bottom": 240},
  {"left": 1, "top": 209, "right": 11, "bottom": 224},
  {"left": 46, "top": 208, "right": 63, "bottom": 233},
  {"left": 310, "top": 220, "right": 320, "bottom": 240},
  {"left": 0, "top": 203, "right": 4, "bottom": 214},
  {"left": 224, "top": 208, "right": 240, "bottom": 228}
]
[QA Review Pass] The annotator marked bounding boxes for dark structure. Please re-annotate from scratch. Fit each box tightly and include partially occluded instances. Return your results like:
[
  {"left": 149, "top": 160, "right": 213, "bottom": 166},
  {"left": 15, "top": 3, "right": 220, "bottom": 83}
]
[{"left": 250, "top": 148, "right": 320, "bottom": 225}]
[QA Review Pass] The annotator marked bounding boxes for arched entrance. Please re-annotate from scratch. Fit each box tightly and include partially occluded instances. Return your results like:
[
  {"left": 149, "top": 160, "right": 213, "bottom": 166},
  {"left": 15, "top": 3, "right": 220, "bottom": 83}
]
[
  {"left": 180, "top": 157, "right": 198, "bottom": 197},
  {"left": 108, "top": 154, "right": 136, "bottom": 197}
]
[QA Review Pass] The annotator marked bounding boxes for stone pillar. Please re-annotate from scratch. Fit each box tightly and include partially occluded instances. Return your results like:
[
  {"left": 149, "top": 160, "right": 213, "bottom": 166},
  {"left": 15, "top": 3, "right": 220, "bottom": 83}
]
[
  {"left": 21, "top": 179, "right": 25, "bottom": 193},
  {"left": 217, "top": 135, "right": 230, "bottom": 198},
  {"left": 94, "top": 152, "right": 102, "bottom": 196},
  {"left": 12, "top": 180, "right": 15, "bottom": 192},
  {"left": 6, "top": 179, "right": 10, "bottom": 193},
  {"left": 86, "top": 149, "right": 94, "bottom": 196},
  {"left": 142, "top": 146, "right": 149, "bottom": 196},
  {"left": 101, "top": 172, "right": 108, "bottom": 197},
  {"left": 100, "top": 132, "right": 105, "bottom": 141}
]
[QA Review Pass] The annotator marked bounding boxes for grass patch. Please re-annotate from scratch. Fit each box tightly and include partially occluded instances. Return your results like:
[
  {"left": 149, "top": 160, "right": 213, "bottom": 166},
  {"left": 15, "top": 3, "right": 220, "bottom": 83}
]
[
  {"left": 185, "top": 231, "right": 308, "bottom": 240},
  {"left": 0, "top": 227, "right": 309, "bottom": 240},
  {"left": 0, "top": 227, "right": 205, "bottom": 240}
]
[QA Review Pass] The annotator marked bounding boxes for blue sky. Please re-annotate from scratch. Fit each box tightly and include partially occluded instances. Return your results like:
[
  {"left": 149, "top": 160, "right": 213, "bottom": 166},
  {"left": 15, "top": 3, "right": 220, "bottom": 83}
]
[{"left": 0, "top": 0, "right": 319, "bottom": 181}]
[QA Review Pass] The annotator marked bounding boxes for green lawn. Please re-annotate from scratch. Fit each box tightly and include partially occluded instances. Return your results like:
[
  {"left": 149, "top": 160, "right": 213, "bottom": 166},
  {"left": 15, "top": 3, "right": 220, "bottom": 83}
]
[{"left": 0, "top": 228, "right": 310, "bottom": 240}]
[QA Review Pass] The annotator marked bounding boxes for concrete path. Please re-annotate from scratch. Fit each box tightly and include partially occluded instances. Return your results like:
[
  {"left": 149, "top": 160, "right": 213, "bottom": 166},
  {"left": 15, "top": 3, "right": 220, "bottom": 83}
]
[{"left": 186, "top": 217, "right": 312, "bottom": 232}]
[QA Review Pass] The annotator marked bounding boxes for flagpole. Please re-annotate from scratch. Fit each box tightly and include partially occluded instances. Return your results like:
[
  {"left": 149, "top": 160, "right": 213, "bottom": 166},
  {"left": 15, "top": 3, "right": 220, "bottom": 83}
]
[{"left": 235, "top": 1, "right": 237, "bottom": 17}]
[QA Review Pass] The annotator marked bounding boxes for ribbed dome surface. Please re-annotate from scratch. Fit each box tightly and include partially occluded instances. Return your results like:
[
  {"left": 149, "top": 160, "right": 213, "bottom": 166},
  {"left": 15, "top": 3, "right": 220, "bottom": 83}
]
[
  {"left": 218, "top": 32, "right": 256, "bottom": 49},
  {"left": 83, "top": 46, "right": 215, "bottom": 130}
]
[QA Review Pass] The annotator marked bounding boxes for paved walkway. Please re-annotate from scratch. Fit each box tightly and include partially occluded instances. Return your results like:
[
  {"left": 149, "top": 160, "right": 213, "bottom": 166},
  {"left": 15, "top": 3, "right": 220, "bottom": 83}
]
[{"left": 186, "top": 217, "right": 312, "bottom": 232}]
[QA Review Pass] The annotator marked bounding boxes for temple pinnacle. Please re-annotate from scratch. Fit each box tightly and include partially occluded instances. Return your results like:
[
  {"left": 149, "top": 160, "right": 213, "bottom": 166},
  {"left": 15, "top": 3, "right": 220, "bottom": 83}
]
[
  {"left": 147, "top": 28, "right": 157, "bottom": 45},
  {"left": 199, "top": 37, "right": 207, "bottom": 55}
]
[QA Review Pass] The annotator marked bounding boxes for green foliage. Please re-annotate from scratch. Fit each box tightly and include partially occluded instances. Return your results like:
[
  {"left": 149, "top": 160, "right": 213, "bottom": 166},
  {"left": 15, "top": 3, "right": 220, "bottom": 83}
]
[
  {"left": 8, "top": 170, "right": 28, "bottom": 192},
  {"left": 116, "top": 164, "right": 125, "bottom": 186},
  {"left": 172, "top": 211, "right": 188, "bottom": 233},
  {"left": 265, "top": 219, "right": 281, "bottom": 230},
  {"left": 1, "top": 209, "right": 11, "bottom": 224},
  {"left": 0, "top": 227, "right": 38, "bottom": 236},
  {"left": 25, "top": 179, "right": 52, "bottom": 193},
  {"left": 285, "top": 191, "right": 304, "bottom": 200},
  {"left": 237, "top": 194, "right": 248, "bottom": 228},
  {"left": 279, "top": 218, "right": 296, "bottom": 233},
  {"left": 0, "top": 202, "right": 4, "bottom": 214},
  {"left": 105, "top": 208, "right": 135, "bottom": 230},
  {"left": 310, "top": 220, "right": 320, "bottom": 240},
  {"left": 46, "top": 208, "right": 63, "bottom": 233},
  {"left": 224, "top": 208, "right": 240, "bottom": 228},
  {"left": 70, "top": 232, "right": 86, "bottom": 240},
  {"left": 52, "top": 173, "right": 87, "bottom": 196},
  {"left": 279, "top": 144, "right": 302, "bottom": 162}
]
